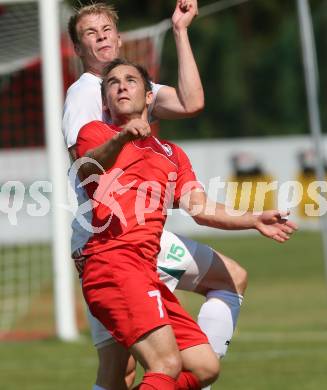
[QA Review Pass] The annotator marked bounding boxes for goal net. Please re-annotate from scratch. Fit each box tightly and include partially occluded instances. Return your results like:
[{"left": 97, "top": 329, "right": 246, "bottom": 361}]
[{"left": 0, "top": 0, "right": 170, "bottom": 340}]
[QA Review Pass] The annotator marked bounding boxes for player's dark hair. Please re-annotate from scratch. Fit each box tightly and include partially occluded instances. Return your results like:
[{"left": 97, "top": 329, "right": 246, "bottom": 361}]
[{"left": 101, "top": 58, "right": 152, "bottom": 99}]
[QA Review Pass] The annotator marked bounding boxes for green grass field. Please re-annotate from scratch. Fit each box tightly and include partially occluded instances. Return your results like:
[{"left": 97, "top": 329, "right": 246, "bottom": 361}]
[{"left": 1, "top": 231, "right": 327, "bottom": 389}]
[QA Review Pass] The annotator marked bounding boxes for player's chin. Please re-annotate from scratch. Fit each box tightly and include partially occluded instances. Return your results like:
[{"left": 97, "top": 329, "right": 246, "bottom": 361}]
[
  {"left": 98, "top": 53, "right": 115, "bottom": 64},
  {"left": 115, "top": 106, "right": 134, "bottom": 116}
]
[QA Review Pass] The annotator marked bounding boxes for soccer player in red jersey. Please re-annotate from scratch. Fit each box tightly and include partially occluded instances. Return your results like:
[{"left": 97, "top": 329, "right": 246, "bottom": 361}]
[{"left": 75, "top": 59, "right": 297, "bottom": 389}]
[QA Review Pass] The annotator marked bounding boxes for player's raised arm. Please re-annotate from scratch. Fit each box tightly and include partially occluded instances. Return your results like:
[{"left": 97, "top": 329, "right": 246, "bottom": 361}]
[
  {"left": 179, "top": 189, "right": 298, "bottom": 243},
  {"left": 152, "top": 0, "right": 204, "bottom": 119}
]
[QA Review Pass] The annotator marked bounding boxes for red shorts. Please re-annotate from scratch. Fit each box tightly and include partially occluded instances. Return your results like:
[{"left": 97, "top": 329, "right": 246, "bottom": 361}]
[{"left": 82, "top": 248, "right": 208, "bottom": 349}]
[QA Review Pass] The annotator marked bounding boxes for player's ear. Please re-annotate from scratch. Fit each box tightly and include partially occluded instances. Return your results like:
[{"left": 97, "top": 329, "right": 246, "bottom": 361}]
[
  {"left": 102, "top": 93, "right": 109, "bottom": 112},
  {"left": 145, "top": 90, "right": 153, "bottom": 106},
  {"left": 102, "top": 98, "right": 111, "bottom": 119},
  {"left": 117, "top": 34, "right": 122, "bottom": 49},
  {"left": 74, "top": 43, "right": 82, "bottom": 57}
]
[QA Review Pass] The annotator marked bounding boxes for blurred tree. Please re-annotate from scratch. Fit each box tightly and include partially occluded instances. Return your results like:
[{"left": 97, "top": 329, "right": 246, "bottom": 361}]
[
  {"left": 159, "top": 0, "right": 326, "bottom": 139},
  {"left": 64, "top": 0, "right": 326, "bottom": 139}
]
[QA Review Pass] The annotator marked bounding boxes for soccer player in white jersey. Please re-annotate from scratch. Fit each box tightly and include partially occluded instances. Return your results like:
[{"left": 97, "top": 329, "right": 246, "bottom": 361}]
[{"left": 63, "top": 1, "right": 248, "bottom": 389}]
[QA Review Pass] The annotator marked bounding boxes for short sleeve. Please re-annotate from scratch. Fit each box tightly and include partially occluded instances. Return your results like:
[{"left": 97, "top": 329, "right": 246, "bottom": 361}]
[
  {"left": 173, "top": 145, "right": 203, "bottom": 203},
  {"left": 148, "top": 82, "right": 165, "bottom": 121},
  {"left": 62, "top": 76, "right": 103, "bottom": 148}
]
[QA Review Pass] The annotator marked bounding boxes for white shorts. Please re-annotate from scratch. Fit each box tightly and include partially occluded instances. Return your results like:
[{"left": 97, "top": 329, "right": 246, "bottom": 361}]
[{"left": 86, "top": 229, "right": 215, "bottom": 347}]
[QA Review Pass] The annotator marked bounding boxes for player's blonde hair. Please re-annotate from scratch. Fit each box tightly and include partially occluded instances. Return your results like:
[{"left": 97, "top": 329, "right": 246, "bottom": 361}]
[{"left": 68, "top": 2, "right": 119, "bottom": 45}]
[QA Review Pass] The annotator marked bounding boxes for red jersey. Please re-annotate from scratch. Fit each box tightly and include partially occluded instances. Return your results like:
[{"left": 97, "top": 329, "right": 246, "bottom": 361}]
[{"left": 76, "top": 120, "right": 201, "bottom": 265}]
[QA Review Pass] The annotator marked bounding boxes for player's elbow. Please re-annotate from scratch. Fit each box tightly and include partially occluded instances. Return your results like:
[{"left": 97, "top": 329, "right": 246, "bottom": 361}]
[
  {"left": 187, "top": 203, "right": 210, "bottom": 226},
  {"left": 184, "top": 96, "right": 205, "bottom": 117},
  {"left": 77, "top": 153, "right": 104, "bottom": 179},
  {"left": 192, "top": 213, "right": 210, "bottom": 227},
  {"left": 181, "top": 190, "right": 208, "bottom": 223}
]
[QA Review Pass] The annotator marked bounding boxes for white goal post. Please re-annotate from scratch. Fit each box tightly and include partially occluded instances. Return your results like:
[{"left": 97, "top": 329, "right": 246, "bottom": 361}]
[
  {"left": 0, "top": 0, "right": 78, "bottom": 341},
  {"left": 296, "top": 0, "right": 327, "bottom": 285},
  {"left": 38, "top": 0, "right": 78, "bottom": 341}
]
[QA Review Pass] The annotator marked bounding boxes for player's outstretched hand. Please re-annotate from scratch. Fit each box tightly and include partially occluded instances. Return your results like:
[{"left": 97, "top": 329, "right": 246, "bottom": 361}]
[
  {"left": 172, "top": 0, "right": 198, "bottom": 31},
  {"left": 118, "top": 119, "right": 151, "bottom": 144},
  {"left": 254, "top": 210, "right": 298, "bottom": 243}
]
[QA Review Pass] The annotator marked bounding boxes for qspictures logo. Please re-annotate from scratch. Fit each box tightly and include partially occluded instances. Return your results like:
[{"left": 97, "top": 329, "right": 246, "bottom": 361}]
[{"left": 0, "top": 156, "right": 326, "bottom": 229}]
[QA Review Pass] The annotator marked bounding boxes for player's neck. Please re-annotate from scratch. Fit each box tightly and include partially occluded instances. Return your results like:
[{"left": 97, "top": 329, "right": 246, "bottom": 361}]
[
  {"left": 83, "top": 63, "right": 105, "bottom": 78},
  {"left": 112, "top": 112, "right": 148, "bottom": 127}
]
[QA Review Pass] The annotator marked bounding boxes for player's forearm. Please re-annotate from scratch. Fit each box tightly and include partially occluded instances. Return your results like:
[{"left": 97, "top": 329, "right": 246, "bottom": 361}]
[
  {"left": 174, "top": 27, "right": 204, "bottom": 116},
  {"left": 194, "top": 201, "right": 257, "bottom": 231},
  {"left": 81, "top": 135, "right": 125, "bottom": 177},
  {"left": 182, "top": 189, "right": 297, "bottom": 243},
  {"left": 183, "top": 190, "right": 257, "bottom": 231}
]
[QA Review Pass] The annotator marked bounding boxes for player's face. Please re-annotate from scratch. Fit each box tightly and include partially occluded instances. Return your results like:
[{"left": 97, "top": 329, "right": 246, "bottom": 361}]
[
  {"left": 75, "top": 13, "right": 122, "bottom": 71},
  {"left": 104, "top": 65, "right": 153, "bottom": 122}
]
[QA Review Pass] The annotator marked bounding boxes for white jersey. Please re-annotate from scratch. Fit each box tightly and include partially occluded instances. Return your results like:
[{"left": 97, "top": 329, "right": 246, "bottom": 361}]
[{"left": 62, "top": 72, "right": 164, "bottom": 253}]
